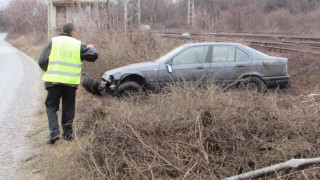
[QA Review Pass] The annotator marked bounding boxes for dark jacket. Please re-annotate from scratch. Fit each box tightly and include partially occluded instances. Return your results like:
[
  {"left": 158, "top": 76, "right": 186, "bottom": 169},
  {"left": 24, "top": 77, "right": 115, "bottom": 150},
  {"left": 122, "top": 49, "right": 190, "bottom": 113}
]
[{"left": 39, "top": 34, "right": 99, "bottom": 89}]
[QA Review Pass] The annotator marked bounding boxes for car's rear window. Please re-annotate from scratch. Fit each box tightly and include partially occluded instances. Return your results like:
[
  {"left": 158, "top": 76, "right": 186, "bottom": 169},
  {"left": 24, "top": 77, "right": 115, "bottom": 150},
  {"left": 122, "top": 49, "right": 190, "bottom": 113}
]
[
  {"left": 236, "top": 48, "right": 250, "bottom": 61},
  {"left": 241, "top": 45, "right": 269, "bottom": 58}
]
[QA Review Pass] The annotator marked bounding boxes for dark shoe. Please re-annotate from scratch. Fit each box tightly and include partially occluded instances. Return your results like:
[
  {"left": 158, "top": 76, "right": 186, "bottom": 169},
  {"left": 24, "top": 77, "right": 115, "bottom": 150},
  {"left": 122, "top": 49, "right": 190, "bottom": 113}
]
[
  {"left": 63, "top": 134, "right": 74, "bottom": 141},
  {"left": 63, "top": 130, "right": 74, "bottom": 141},
  {"left": 47, "top": 135, "right": 60, "bottom": 144}
]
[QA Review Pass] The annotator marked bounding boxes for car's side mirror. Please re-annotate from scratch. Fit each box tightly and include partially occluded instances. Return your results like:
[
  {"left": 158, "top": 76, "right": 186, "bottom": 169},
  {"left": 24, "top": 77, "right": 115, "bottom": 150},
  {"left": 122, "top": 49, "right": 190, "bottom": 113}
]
[{"left": 166, "top": 64, "right": 173, "bottom": 73}]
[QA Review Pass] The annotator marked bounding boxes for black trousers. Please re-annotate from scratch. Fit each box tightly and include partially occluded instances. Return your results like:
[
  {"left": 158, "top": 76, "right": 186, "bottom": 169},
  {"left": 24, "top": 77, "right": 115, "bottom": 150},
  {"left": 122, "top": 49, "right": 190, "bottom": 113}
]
[{"left": 45, "top": 85, "right": 76, "bottom": 138}]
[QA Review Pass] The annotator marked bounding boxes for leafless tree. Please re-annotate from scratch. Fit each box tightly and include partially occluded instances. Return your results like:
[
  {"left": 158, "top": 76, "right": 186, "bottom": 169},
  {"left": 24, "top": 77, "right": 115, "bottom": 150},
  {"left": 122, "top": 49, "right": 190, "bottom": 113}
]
[{"left": 4, "top": 0, "right": 47, "bottom": 35}]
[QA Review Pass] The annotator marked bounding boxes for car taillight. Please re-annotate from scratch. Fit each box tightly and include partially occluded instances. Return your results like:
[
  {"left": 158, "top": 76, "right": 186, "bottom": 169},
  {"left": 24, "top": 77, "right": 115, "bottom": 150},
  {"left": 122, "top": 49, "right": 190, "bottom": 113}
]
[{"left": 283, "top": 64, "right": 288, "bottom": 74}]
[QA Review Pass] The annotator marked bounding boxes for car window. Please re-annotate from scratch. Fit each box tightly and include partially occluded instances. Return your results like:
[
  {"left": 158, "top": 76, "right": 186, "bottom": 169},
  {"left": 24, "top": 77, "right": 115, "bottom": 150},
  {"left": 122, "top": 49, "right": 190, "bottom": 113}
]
[
  {"left": 155, "top": 46, "right": 185, "bottom": 63},
  {"left": 236, "top": 48, "right": 250, "bottom": 61},
  {"left": 241, "top": 45, "right": 268, "bottom": 58},
  {"left": 172, "top": 46, "right": 209, "bottom": 65},
  {"left": 212, "top": 46, "right": 235, "bottom": 63}
]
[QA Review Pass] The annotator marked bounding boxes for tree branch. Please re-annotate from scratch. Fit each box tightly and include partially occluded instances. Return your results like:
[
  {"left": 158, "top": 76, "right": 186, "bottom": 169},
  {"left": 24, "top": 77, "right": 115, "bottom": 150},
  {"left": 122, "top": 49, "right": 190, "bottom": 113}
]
[{"left": 224, "top": 157, "right": 320, "bottom": 180}]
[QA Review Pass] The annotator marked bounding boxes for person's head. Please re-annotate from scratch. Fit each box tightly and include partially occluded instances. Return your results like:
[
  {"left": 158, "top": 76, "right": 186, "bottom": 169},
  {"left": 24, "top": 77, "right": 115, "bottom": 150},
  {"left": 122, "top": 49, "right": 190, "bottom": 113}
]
[{"left": 63, "top": 23, "right": 75, "bottom": 37}]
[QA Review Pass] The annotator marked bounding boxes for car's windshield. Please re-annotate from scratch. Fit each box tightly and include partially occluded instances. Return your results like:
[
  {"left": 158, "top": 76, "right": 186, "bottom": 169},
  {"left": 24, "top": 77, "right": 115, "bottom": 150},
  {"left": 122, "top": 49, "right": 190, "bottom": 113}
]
[{"left": 154, "top": 46, "right": 185, "bottom": 63}]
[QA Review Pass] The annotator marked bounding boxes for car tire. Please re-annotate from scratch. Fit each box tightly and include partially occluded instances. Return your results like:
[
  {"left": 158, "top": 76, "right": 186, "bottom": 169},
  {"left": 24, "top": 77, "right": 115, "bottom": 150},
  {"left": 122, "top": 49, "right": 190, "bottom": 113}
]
[
  {"left": 238, "top": 76, "right": 267, "bottom": 93},
  {"left": 82, "top": 73, "right": 100, "bottom": 95},
  {"left": 115, "top": 81, "right": 142, "bottom": 96}
]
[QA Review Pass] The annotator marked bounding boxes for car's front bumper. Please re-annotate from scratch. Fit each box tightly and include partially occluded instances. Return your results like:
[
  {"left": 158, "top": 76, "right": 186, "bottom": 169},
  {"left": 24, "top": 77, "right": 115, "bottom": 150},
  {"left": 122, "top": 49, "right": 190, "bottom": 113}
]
[{"left": 262, "top": 75, "right": 290, "bottom": 88}]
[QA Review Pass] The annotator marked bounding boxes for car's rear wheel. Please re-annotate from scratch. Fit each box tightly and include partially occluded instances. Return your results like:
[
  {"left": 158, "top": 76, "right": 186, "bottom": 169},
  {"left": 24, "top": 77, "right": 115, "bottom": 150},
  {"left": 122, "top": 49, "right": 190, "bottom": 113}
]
[
  {"left": 115, "top": 81, "right": 143, "bottom": 96},
  {"left": 238, "top": 76, "right": 267, "bottom": 93}
]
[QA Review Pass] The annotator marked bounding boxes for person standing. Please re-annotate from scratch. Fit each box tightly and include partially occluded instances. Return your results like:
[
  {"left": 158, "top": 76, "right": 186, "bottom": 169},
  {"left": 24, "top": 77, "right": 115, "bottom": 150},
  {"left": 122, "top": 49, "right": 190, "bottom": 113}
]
[{"left": 39, "top": 23, "right": 99, "bottom": 144}]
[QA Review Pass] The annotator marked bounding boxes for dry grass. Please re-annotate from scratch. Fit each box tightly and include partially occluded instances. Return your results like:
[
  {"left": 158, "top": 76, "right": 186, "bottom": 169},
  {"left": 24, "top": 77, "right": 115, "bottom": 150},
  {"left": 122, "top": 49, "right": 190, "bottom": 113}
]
[
  {"left": 73, "top": 31, "right": 320, "bottom": 179},
  {"left": 7, "top": 30, "right": 320, "bottom": 179},
  {"left": 69, "top": 84, "right": 320, "bottom": 179},
  {"left": 6, "top": 33, "right": 47, "bottom": 59}
]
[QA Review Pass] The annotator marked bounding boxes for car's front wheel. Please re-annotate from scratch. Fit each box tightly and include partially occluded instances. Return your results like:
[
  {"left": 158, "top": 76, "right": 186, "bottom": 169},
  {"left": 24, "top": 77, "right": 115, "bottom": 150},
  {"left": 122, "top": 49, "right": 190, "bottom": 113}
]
[
  {"left": 238, "top": 76, "right": 267, "bottom": 93},
  {"left": 115, "top": 81, "right": 142, "bottom": 96}
]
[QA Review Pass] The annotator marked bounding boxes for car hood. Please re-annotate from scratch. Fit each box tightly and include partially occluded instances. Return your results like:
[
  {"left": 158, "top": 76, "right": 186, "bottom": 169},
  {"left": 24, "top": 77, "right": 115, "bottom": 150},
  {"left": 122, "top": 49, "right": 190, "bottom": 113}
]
[{"left": 102, "top": 61, "right": 158, "bottom": 80}]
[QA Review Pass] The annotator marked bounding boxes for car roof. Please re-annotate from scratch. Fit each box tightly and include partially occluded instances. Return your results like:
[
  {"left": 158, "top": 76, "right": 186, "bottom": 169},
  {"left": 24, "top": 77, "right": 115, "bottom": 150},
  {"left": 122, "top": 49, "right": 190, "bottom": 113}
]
[{"left": 183, "top": 42, "right": 245, "bottom": 47}]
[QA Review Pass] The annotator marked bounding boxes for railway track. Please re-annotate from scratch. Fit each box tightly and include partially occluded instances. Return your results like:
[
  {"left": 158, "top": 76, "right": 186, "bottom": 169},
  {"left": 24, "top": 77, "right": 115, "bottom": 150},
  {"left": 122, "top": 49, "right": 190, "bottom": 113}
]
[
  {"left": 249, "top": 41, "right": 320, "bottom": 55},
  {"left": 157, "top": 32, "right": 320, "bottom": 55}
]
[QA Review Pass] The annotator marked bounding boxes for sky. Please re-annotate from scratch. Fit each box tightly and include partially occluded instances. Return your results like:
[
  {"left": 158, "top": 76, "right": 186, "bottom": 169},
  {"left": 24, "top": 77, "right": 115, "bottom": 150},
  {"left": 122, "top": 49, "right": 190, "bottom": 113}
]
[
  {"left": 0, "top": 0, "right": 8, "bottom": 4},
  {"left": 0, "top": 0, "right": 9, "bottom": 9}
]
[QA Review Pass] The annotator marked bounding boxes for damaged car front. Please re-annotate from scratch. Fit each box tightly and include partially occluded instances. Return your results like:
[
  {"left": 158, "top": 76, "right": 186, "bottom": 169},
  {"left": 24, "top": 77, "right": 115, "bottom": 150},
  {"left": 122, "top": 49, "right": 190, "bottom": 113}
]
[
  {"left": 82, "top": 61, "right": 164, "bottom": 96},
  {"left": 82, "top": 44, "right": 186, "bottom": 96}
]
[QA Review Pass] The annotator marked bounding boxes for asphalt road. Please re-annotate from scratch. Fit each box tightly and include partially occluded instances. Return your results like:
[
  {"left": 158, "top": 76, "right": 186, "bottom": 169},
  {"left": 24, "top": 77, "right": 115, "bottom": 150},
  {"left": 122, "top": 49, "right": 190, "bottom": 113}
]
[{"left": 0, "top": 33, "right": 42, "bottom": 179}]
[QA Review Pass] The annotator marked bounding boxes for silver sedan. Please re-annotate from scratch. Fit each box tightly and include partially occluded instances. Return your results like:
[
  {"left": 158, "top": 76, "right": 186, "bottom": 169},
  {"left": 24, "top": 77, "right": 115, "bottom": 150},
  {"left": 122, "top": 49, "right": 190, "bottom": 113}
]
[{"left": 83, "top": 42, "right": 290, "bottom": 95}]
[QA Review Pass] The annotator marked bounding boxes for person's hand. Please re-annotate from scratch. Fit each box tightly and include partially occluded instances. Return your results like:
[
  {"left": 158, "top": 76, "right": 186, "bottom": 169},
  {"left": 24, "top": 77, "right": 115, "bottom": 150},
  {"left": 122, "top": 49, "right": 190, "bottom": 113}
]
[{"left": 87, "top": 44, "right": 94, "bottom": 48}]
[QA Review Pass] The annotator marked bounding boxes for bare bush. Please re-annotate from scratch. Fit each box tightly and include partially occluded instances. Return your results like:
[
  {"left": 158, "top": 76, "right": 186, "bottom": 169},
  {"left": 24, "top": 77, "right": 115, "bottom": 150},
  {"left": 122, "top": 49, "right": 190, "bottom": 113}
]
[
  {"left": 267, "top": 9, "right": 294, "bottom": 32},
  {"left": 3, "top": 0, "right": 47, "bottom": 35},
  {"left": 6, "top": 33, "right": 47, "bottom": 59},
  {"left": 73, "top": 81, "right": 320, "bottom": 179},
  {"left": 4, "top": 0, "right": 320, "bottom": 36},
  {"left": 294, "top": 8, "right": 320, "bottom": 36},
  {"left": 69, "top": 32, "right": 320, "bottom": 179}
]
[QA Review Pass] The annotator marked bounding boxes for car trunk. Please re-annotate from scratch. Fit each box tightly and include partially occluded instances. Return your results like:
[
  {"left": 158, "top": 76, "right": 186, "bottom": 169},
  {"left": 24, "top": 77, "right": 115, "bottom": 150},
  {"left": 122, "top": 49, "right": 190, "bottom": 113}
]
[{"left": 259, "top": 56, "right": 288, "bottom": 76}]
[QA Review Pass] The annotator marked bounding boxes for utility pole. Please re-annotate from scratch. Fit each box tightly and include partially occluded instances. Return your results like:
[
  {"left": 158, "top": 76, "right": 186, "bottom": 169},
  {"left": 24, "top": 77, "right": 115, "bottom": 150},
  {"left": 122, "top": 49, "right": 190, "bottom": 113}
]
[
  {"left": 187, "top": 0, "right": 195, "bottom": 27},
  {"left": 48, "top": 0, "right": 52, "bottom": 40},
  {"left": 124, "top": 0, "right": 128, "bottom": 32},
  {"left": 153, "top": 0, "right": 158, "bottom": 24},
  {"left": 123, "top": 0, "right": 140, "bottom": 32}
]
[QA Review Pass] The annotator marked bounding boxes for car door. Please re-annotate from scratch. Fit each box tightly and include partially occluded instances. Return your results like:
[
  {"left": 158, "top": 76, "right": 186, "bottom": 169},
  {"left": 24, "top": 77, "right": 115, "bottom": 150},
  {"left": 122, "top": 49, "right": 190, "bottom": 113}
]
[
  {"left": 207, "top": 45, "right": 252, "bottom": 85},
  {"left": 158, "top": 45, "right": 210, "bottom": 85}
]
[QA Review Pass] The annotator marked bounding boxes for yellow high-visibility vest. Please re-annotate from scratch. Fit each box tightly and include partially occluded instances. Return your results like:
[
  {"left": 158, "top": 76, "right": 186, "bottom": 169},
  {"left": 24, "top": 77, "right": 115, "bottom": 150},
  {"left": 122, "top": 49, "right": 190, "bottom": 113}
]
[{"left": 42, "top": 36, "right": 82, "bottom": 85}]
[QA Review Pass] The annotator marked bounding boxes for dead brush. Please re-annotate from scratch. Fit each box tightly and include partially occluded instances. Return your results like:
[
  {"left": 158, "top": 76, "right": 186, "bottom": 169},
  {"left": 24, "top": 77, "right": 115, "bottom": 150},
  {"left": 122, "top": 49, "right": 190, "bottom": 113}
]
[
  {"left": 74, "top": 82, "right": 320, "bottom": 179},
  {"left": 5, "top": 25, "right": 320, "bottom": 180},
  {"left": 76, "top": 29, "right": 181, "bottom": 80},
  {"left": 6, "top": 33, "right": 47, "bottom": 59}
]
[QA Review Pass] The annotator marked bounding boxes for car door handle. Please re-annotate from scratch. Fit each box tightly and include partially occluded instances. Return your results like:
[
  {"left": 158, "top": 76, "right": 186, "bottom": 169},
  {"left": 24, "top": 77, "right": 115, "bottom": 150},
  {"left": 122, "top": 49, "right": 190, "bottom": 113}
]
[{"left": 196, "top": 66, "right": 204, "bottom": 69}]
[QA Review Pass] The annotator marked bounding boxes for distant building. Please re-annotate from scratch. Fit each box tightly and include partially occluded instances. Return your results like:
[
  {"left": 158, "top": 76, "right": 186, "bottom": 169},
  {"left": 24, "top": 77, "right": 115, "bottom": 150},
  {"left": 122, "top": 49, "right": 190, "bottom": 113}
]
[
  {"left": 48, "top": 0, "right": 141, "bottom": 37},
  {"left": 48, "top": 0, "right": 106, "bottom": 37}
]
